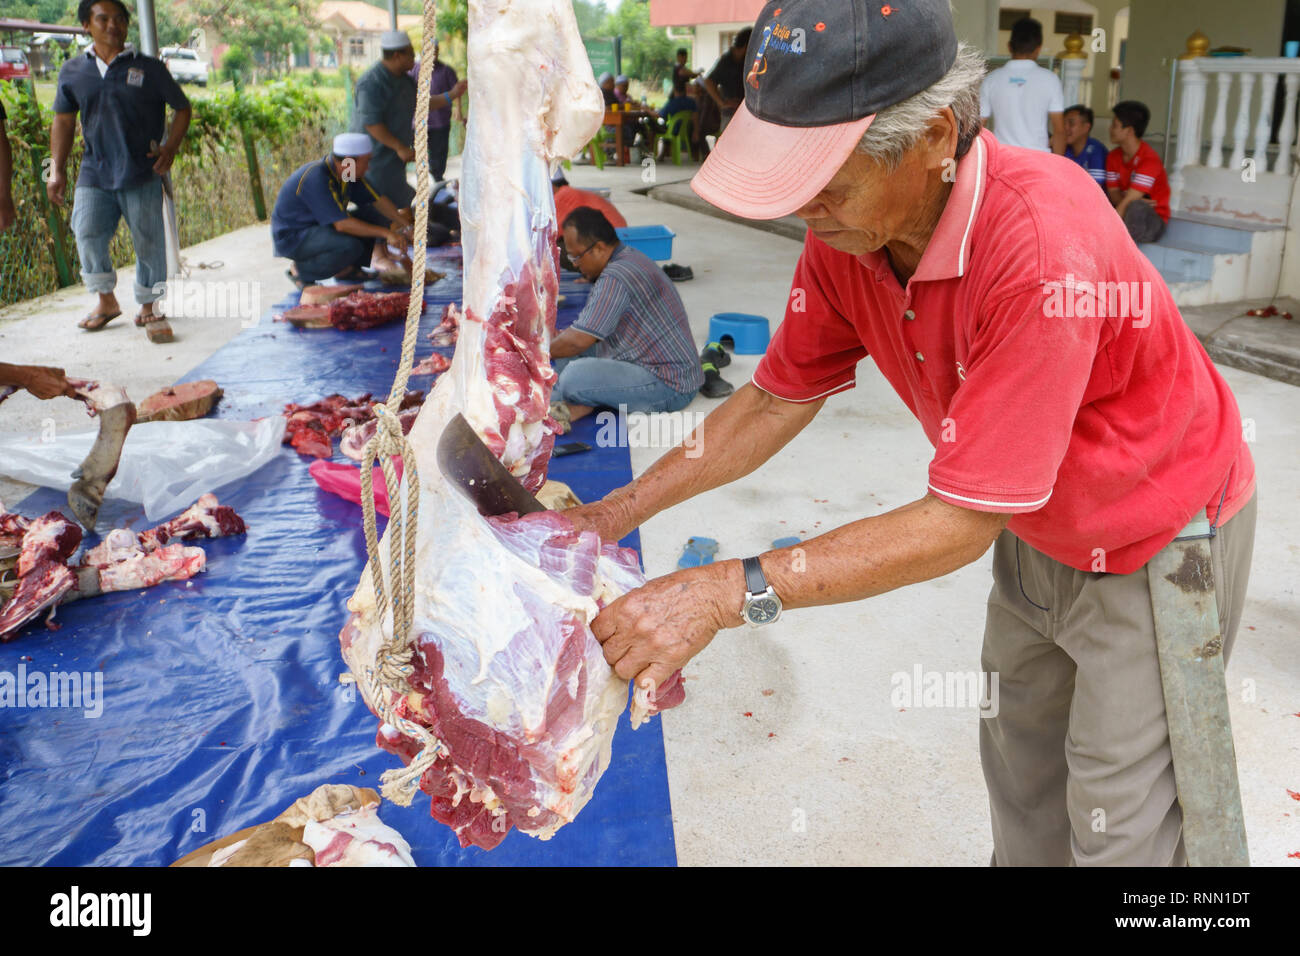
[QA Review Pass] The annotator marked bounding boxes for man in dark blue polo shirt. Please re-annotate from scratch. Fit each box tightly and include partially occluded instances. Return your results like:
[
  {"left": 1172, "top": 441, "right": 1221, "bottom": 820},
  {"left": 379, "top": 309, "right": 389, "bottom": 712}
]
[
  {"left": 49, "top": 0, "right": 191, "bottom": 340},
  {"left": 270, "top": 132, "right": 414, "bottom": 286},
  {"left": 1063, "top": 104, "right": 1108, "bottom": 189}
]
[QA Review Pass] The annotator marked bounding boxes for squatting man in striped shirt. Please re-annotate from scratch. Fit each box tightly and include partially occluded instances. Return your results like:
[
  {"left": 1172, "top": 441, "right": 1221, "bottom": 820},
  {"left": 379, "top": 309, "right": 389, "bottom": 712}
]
[
  {"left": 554, "top": 0, "right": 1257, "bottom": 866},
  {"left": 548, "top": 207, "right": 704, "bottom": 432}
]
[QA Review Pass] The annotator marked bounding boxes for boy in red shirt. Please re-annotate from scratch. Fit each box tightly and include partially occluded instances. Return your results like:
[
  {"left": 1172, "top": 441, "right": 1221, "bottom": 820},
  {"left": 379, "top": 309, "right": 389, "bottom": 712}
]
[{"left": 1106, "top": 100, "right": 1171, "bottom": 243}]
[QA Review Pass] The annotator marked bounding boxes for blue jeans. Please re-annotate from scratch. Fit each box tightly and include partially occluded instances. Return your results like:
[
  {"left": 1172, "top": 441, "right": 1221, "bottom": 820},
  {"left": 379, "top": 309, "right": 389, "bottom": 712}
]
[
  {"left": 553, "top": 356, "right": 697, "bottom": 413},
  {"left": 70, "top": 180, "right": 167, "bottom": 305},
  {"left": 288, "top": 224, "right": 372, "bottom": 284}
]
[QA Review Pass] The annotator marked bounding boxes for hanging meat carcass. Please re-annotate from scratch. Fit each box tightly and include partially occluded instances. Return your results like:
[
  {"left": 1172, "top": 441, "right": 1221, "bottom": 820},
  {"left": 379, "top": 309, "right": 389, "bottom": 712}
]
[{"left": 338, "top": 0, "right": 682, "bottom": 852}]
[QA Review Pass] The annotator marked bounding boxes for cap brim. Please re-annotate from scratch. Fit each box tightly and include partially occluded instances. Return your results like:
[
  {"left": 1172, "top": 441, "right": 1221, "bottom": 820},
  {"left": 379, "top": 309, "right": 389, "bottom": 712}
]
[{"left": 691, "top": 103, "right": 874, "bottom": 220}]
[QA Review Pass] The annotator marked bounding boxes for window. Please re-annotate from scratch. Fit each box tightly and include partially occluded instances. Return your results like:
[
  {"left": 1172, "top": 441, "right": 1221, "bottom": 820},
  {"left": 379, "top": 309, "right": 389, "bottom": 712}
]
[
  {"left": 1055, "top": 13, "right": 1094, "bottom": 36},
  {"left": 349, "top": 37, "right": 365, "bottom": 58},
  {"left": 999, "top": 9, "right": 1032, "bottom": 31}
]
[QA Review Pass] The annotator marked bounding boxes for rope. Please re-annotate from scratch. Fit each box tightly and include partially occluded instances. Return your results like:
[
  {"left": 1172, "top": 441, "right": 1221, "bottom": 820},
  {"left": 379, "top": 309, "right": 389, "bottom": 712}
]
[{"left": 354, "top": 0, "right": 446, "bottom": 806}]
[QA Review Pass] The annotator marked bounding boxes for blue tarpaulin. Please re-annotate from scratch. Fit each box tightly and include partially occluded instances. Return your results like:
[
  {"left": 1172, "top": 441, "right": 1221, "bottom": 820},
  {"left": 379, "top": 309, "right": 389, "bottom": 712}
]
[{"left": 0, "top": 253, "right": 678, "bottom": 866}]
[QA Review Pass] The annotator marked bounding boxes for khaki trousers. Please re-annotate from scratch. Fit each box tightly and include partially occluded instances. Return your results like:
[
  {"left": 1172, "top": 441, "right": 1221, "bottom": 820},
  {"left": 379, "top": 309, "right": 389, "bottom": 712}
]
[{"left": 980, "top": 493, "right": 1257, "bottom": 866}]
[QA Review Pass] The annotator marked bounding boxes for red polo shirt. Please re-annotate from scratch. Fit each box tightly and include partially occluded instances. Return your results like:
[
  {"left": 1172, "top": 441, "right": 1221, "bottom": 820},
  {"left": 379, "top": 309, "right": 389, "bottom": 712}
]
[
  {"left": 1105, "top": 141, "right": 1171, "bottom": 222},
  {"left": 754, "top": 130, "right": 1253, "bottom": 574},
  {"left": 554, "top": 185, "right": 628, "bottom": 230}
]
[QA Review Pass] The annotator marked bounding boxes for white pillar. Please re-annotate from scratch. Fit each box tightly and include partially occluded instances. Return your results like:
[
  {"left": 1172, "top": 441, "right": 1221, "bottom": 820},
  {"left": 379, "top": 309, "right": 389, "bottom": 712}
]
[
  {"left": 1228, "top": 71, "right": 1256, "bottom": 173},
  {"left": 1170, "top": 60, "right": 1207, "bottom": 201},
  {"left": 1276, "top": 73, "right": 1300, "bottom": 175},
  {"left": 1062, "top": 59, "right": 1086, "bottom": 107},
  {"left": 1251, "top": 73, "right": 1278, "bottom": 172},
  {"left": 1207, "top": 71, "right": 1232, "bottom": 169},
  {"left": 387, "top": 0, "right": 399, "bottom": 30}
]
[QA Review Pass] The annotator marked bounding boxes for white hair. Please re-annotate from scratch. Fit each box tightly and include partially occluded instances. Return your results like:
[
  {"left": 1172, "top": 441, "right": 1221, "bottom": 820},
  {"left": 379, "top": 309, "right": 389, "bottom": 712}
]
[{"left": 855, "top": 42, "right": 987, "bottom": 171}]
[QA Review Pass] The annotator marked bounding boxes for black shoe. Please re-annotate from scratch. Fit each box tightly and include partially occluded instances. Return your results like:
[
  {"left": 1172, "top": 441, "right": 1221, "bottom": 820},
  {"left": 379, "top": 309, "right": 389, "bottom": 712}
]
[
  {"left": 663, "top": 263, "right": 694, "bottom": 282},
  {"left": 699, "top": 363, "right": 733, "bottom": 398},
  {"left": 701, "top": 342, "right": 731, "bottom": 368}
]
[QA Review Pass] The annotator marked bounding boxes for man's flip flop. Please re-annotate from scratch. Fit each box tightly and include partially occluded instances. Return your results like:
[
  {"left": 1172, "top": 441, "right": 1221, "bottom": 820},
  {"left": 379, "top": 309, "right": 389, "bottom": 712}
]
[
  {"left": 78, "top": 310, "right": 121, "bottom": 332},
  {"left": 772, "top": 536, "right": 802, "bottom": 549},
  {"left": 285, "top": 269, "right": 307, "bottom": 290},
  {"left": 700, "top": 363, "right": 733, "bottom": 398},
  {"left": 676, "top": 536, "right": 718, "bottom": 569}
]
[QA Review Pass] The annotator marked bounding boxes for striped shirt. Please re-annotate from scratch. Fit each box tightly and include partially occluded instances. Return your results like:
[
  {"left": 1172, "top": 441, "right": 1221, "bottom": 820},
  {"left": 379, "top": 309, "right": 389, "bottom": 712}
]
[{"left": 571, "top": 244, "right": 704, "bottom": 394}]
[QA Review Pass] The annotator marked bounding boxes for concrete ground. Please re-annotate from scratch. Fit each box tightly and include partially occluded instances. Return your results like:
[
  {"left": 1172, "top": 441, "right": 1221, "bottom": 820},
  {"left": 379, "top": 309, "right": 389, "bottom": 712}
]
[{"left": 2, "top": 153, "right": 1296, "bottom": 866}]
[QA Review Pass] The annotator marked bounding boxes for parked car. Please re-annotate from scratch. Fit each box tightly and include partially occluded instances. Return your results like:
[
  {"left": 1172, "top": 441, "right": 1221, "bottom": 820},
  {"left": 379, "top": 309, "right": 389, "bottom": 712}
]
[
  {"left": 161, "top": 47, "right": 208, "bottom": 86},
  {"left": 0, "top": 47, "right": 32, "bottom": 83}
]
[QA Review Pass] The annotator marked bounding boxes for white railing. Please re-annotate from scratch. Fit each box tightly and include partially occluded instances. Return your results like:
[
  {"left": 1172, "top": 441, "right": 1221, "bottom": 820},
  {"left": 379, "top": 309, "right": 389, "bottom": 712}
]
[{"left": 1171, "top": 57, "right": 1300, "bottom": 195}]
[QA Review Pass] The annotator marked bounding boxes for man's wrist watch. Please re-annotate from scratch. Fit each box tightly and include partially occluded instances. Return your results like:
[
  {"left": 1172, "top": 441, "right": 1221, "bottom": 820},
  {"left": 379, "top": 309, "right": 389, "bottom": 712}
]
[{"left": 741, "top": 556, "right": 783, "bottom": 626}]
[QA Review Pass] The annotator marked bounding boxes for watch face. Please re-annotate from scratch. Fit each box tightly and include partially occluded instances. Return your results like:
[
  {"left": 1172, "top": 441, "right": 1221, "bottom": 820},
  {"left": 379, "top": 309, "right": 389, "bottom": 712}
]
[{"left": 745, "top": 596, "right": 781, "bottom": 625}]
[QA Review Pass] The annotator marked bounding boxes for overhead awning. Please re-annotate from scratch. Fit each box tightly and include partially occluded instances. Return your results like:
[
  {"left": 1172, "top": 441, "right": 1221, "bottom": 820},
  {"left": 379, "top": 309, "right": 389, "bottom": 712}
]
[{"left": 649, "top": 0, "right": 766, "bottom": 28}]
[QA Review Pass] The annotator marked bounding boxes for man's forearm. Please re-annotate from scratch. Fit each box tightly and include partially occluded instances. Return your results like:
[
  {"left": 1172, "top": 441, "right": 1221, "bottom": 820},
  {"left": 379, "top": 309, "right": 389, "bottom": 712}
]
[
  {"left": 334, "top": 216, "right": 389, "bottom": 240},
  {"left": 364, "top": 123, "right": 404, "bottom": 153},
  {"left": 50, "top": 113, "right": 75, "bottom": 172},
  {"left": 605, "top": 384, "right": 823, "bottom": 537},
  {"left": 755, "top": 495, "right": 1007, "bottom": 613},
  {"left": 165, "top": 108, "right": 191, "bottom": 150}
]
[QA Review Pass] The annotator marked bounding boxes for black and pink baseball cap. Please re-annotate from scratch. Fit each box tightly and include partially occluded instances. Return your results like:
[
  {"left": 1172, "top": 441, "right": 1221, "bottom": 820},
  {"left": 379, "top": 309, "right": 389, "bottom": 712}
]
[{"left": 692, "top": 0, "right": 958, "bottom": 220}]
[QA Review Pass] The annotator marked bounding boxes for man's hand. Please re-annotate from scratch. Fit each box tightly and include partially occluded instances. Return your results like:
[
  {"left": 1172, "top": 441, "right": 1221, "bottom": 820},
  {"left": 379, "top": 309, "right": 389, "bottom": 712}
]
[
  {"left": 47, "top": 171, "right": 67, "bottom": 207},
  {"left": 14, "top": 365, "right": 77, "bottom": 400},
  {"left": 384, "top": 229, "right": 407, "bottom": 250},
  {"left": 449, "top": 79, "right": 468, "bottom": 101},
  {"left": 560, "top": 494, "right": 637, "bottom": 545},
  {"left": 148, "top": 140, "right": 179, "bottom": 175},
  {"left": 397, "top": 145, "right": 416, "bottom": 163},
  {"left": 591, "top": 561, "right": 744, "bottom": 693}
]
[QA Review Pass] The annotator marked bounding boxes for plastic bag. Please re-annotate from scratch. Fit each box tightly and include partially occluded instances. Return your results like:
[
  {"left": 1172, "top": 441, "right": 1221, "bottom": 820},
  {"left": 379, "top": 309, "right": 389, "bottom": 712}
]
[{"left": 0, "top": 418, "right": 285, "bottom": 520}]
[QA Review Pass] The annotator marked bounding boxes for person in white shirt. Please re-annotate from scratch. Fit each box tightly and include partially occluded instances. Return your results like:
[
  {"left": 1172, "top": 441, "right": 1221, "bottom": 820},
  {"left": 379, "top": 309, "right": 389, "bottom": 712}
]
[{"left": 979, "top": 17, "right": 1065, "bottom": 154}]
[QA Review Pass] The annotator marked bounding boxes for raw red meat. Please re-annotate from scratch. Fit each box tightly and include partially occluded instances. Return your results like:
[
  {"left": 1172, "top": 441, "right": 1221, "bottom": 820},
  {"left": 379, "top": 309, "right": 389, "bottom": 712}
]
[
  {"left": 16, "top": 512, "right": 82, "bottom": 577},
  {"left": 328, "top": 291, "right": 410, "bottom": 331},
  {"left": 0, "top": 497, "right": 246, "bottom": 641},
  {"left": 339, "top": 407, "right": 420, "bottom": 463},
  {"left": 340, "top": 2, "right": 678, "bottom": 852},
  {"left": 429, "top": 304, "right": 459, "bottom": 348},
  {"left": 283, "top": 391, "right": 423, "bottom": 460},
  {"left": 410, "top": 352, "right": 451, "bottom": 377}
]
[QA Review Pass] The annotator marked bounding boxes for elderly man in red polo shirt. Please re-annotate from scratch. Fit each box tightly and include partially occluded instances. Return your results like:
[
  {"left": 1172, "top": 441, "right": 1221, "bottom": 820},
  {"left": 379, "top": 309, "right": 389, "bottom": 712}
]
[{"left": 560, "top": 0, "right": 1256, "bottom": 867}]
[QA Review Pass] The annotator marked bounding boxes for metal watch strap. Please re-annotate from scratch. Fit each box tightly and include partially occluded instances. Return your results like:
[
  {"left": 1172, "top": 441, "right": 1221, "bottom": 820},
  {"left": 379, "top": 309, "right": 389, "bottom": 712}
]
[{"left": 742, "top": 556, "right": 766, "bottom": 596}]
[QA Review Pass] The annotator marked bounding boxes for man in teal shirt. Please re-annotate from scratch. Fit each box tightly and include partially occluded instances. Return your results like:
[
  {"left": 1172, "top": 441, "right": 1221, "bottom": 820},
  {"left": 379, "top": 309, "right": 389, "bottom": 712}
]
[{"left": 350, "top": 30, "right": 417, "bottom": 209}]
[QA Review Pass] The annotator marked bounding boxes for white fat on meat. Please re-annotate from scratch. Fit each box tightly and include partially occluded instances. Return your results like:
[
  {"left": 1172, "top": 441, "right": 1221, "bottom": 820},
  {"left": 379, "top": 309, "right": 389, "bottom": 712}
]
[
  {"left": 341, "top": 0, "right": 656, "bottom": 850},
  {"left": 300, "top": 804, "right": 415, "bottom": 867}
]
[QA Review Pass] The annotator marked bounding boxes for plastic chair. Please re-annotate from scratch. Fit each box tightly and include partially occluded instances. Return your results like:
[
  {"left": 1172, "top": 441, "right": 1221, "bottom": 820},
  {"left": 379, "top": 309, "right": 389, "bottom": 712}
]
[
  {"left": 586, "top": 129, "right": 608, "bottom": 170},
  {"left": 662, "top": 111, "right": 696, "bottom": 166},
  {"left": 708, "top": 313, "right": 770, "bottom": 354}
]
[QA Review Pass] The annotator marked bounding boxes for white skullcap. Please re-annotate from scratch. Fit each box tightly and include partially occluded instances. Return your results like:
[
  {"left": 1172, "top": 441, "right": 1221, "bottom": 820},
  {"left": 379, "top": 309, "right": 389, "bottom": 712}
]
[
  {"left": 380, "top": 30, "right": 412, "bottom": 51},
  {"left": 615, "top": 74, "right": 629, "bottom": 84},
  {"left": 597, "top": 71, "right": 613, "bottom": 84},
  {"left": 333, "top": 132, "right": 373, "bottom": 157}
]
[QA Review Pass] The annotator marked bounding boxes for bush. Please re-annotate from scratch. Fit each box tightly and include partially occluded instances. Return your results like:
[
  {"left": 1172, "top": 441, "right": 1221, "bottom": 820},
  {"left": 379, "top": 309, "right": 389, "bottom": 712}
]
[
  {"left": 221, "top": 44, "right": 252, "bottom": 86},
  {"left": 0, "top": 79, "right": 347, "bottom": 308}
]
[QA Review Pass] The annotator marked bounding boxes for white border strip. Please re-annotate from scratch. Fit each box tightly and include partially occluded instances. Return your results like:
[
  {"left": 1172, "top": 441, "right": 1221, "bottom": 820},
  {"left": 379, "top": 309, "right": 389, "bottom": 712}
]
[
  {"left": 928, "top": 482, "right": 1052, "bottom": 509},
  {"left": 956, "top": 136, "right": 986, "bottom": 278},
  {"left": 751, "top": 377, "right": 855, "bottom": 404}
]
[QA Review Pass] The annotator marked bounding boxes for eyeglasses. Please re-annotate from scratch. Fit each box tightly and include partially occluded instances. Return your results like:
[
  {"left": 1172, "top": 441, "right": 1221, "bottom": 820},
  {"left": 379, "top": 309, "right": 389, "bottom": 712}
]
[{"left": 569, "top": 242, "right": 599, "bottom": 264}]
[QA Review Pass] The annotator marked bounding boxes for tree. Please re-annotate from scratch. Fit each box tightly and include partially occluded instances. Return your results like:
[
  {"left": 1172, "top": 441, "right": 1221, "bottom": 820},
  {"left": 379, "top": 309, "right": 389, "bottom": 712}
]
[
  {"left": 599, "top": 0, "right": 674, "bottom": 86},
  {"left": 189, "top": 0, "right": 318, "bottom": 73}
]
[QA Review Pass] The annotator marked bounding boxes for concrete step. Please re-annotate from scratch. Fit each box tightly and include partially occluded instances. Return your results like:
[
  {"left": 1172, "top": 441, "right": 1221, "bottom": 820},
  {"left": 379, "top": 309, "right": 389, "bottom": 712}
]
[{"left": 1160, "top": 216, "right": 1254, "bottom": 255}]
